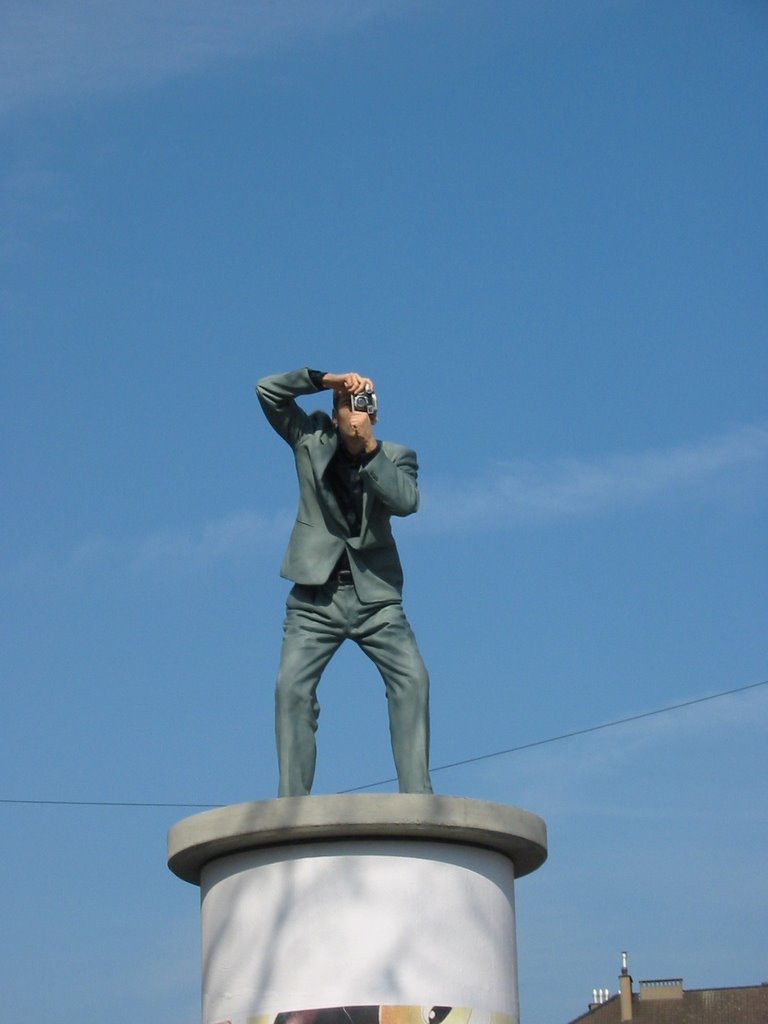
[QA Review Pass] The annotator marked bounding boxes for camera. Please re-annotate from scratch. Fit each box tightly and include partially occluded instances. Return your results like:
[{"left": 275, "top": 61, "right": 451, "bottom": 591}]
[{"left": 350, "top": 388, "right": 378, "bottom": 417}]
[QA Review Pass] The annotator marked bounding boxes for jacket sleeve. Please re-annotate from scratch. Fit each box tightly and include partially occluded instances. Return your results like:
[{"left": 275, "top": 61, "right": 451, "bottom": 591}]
[
  {"left": 360, "top": 444, "right": 420, "bottom": 517},
  {"left": 255, "top": 368, "right": 325, "bottom": 448}
]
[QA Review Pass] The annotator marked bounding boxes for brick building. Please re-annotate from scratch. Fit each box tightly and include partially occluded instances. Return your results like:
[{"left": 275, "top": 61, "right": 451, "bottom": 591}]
[{"left": 567, "top": 953, "right": 768, "bottom": 1024}]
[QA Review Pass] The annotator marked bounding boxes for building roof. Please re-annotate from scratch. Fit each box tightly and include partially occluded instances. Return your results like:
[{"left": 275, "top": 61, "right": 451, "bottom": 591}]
[{"left": 568, "top": 983, "right": 768, "bottom": 1024}]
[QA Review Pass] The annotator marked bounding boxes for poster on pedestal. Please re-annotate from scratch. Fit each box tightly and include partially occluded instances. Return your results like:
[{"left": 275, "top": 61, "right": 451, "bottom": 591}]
[{"left": 201, "top": 840, "right": 521, "bottom": 1024}]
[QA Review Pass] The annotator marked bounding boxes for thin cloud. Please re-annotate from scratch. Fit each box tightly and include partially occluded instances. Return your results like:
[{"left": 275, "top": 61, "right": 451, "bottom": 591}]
[
  {"left": 0, "top": 0, "right": 414, "bottom": 115},
  {"left": 420, "top": 423, "right": 768, "bottom": 531},
  {"left": 0, "top": 509, "right": 290, "bottom": 589},
  {"left": 467, "top": 683, "right": 768, "bottom": 818},
  {"left": 4, "top": 424, "right": 765, "bottom": 587},
  {"left": 132, "top": 509, "right": 289, "bottom": 573}
]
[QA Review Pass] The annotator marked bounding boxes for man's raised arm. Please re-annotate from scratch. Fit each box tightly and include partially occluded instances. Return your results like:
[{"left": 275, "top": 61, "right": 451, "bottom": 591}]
[
  {"left": 255, "top": 368, "right": 326, "bottom": 446},
  {"left": 319, "top": 372, "right": 375, "bottom": 396}
]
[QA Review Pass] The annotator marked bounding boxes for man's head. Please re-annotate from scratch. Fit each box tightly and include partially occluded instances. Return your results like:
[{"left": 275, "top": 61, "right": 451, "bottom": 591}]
[{"left": 332, "top": 388, "right": 378, "bottom": 452}]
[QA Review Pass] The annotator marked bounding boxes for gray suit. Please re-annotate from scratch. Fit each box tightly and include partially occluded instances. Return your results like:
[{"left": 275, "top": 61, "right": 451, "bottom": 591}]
[{"left": 257, "top": 368, "right": 432, "bottom": 797}]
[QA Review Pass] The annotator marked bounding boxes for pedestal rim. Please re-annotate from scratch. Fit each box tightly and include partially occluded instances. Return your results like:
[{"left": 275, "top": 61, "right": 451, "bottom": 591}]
[{"left": 167, "top": 793, "right": 547, "bottom": 884}]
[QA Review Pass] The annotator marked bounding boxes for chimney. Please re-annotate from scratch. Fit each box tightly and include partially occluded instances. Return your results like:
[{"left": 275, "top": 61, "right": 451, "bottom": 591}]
[{"left": 619, "top": 951, "right": 633, "bottom": 1022}]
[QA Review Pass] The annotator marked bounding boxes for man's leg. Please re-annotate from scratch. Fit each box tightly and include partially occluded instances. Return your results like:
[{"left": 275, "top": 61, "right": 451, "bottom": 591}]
[
  {"left": 352, "top": 601, "right": 433, "bottom": 794},
  {"left": 275, "top": 585, "right": 343, "bottom": 797}
]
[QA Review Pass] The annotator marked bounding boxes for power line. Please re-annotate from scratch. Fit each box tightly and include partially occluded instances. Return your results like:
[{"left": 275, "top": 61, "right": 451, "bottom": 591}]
[
  {"left": 0, "top": 798, "right": 223, "bottom": 809},
  {"left": 341, "top": 677, "right": 768, "bottom": 792},
  {"left": 1, "top": 678, "right": 766, "bottom": 808}
]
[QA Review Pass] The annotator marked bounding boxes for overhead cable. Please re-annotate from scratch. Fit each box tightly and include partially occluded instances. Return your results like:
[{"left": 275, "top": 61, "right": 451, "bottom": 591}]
[{"left": 1, "top": 677, "right": 766, "bottom": 807}]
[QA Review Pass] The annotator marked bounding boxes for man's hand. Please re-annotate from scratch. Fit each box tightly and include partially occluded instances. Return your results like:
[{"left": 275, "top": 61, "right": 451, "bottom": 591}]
[
  {"left": 348, "top": 410, "right": 377, "bottom": 453},
  {"left": 321, "top": 372, "right": 374, "bottom": 395}
]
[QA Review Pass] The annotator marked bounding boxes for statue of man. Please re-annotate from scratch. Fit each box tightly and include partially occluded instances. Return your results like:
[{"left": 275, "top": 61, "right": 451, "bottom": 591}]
[{"left": 256, "top": 368, "right": 432, "bottom": 797}]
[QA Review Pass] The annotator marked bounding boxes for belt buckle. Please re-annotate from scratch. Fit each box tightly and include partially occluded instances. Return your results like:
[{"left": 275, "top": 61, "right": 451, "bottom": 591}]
[{"left": 336, "top": 569, "right": 353, "bottom": 585}]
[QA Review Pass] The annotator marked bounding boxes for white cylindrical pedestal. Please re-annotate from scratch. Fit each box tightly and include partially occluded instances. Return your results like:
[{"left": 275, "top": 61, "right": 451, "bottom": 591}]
[{"left": 168, "top": 795, "right": 547, "bottom": 1024}]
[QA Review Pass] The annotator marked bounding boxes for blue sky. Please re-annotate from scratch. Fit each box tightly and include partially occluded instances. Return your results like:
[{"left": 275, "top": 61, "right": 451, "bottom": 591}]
[{"left": 1, "top": 1, "right": 766, "bottom": 1021}]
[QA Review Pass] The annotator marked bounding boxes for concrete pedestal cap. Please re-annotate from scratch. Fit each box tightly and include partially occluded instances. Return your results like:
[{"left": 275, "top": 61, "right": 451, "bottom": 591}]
[{"left": 168, "top": 793, "right": 547, "bottom": 884}]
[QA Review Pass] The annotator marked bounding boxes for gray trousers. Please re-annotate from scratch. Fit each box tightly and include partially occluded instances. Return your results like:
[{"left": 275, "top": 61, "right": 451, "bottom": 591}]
[{"left": 274, "top": 580, "right": 432, "bottom": 797}]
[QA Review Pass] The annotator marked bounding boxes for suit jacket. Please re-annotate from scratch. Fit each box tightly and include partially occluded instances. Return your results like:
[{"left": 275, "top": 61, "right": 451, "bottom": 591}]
[{"left": 256, "top": 368, "right": 420, "bottom": 604}]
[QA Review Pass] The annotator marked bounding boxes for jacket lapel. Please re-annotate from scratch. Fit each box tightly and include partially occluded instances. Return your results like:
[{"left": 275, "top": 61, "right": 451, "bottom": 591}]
[
  {"left": 313, "top": 431, "right": 349, "bottom": 532},
  {"left": 359, "top": 484, "right": 374, "bottom": 542}
]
